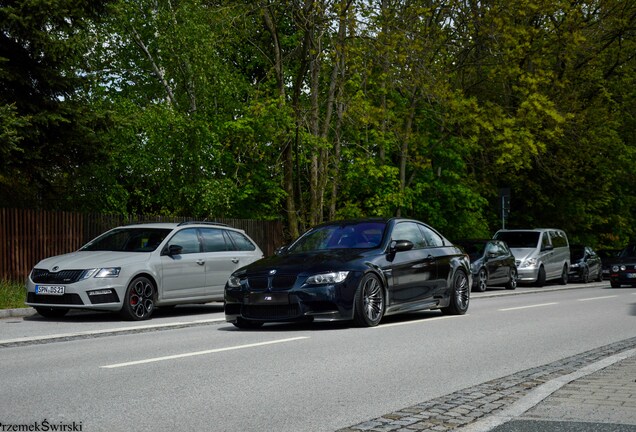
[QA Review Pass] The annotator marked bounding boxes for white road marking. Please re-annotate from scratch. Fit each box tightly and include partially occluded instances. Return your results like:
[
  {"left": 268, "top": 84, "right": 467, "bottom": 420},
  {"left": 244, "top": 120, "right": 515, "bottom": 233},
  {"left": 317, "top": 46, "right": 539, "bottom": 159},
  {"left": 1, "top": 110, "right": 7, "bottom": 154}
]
[
  {"left": 578, "top": 295, "right": 618, "bottom": 301},
  {"left": 498, "top": 302, "right": 558, "bottom": 311},
  {"left": 374, "top": 315, "right": 460, "bottom": 328},
  {"left": 0, "top": 318, "right": 226, "bottom": 345},
  {"left": 100, "top": 336, "right": 309, "bottom": 369}
]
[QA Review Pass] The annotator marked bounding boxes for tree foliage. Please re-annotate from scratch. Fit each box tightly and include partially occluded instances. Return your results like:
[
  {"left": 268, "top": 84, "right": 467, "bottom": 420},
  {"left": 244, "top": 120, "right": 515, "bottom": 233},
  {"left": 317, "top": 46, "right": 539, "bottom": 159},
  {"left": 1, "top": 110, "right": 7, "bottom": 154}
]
[{"left": 2, "top": 0, "right": 636, "bottom": 246}]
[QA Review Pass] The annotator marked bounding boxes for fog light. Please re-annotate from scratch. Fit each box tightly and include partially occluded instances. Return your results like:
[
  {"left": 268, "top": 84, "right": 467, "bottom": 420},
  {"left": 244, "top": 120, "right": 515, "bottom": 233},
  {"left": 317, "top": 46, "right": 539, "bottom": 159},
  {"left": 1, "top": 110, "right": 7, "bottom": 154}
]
[{"left": 89, "top": 289, "right": 113, "bottom": 296}]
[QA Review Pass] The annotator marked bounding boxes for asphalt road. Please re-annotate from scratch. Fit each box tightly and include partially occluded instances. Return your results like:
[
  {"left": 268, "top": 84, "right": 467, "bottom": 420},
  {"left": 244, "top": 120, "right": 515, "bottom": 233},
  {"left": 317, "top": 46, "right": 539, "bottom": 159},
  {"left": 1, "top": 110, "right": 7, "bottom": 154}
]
[{"left": 0, "top": 281, "right": 635, "bottom": 432}]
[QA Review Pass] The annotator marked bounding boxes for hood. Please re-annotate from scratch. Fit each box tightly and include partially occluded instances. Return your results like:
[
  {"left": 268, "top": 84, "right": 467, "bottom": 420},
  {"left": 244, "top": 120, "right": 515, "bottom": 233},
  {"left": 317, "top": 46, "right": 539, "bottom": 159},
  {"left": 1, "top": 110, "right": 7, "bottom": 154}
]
[
  {"left": 236, "top": 249, "right": 373, "bottom": 275},
  {"left": 508, "top": 247, "right": 535, "bottom": 262},
  {"left": 35, "top": 251, "right": 152, "bottom": 270}
]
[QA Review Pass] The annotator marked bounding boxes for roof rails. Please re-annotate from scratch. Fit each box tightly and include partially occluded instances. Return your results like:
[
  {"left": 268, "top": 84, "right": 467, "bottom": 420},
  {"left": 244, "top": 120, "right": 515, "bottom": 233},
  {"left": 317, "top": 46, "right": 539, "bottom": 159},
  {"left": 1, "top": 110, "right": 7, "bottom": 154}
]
[{"left": 177, "top": 221, "right": 230, "bottom": 227}]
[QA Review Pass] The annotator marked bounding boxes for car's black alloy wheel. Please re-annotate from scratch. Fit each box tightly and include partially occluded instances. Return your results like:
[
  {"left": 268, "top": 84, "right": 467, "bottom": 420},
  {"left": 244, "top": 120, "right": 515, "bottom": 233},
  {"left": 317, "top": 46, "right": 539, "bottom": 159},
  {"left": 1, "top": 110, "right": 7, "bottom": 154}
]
[
  {"left": 475, "top": 268, "right": 488, "bottom": 292},
  {"left": 505, "top": 267, "right": 517, "bottom": 290},
  {"left": 121, "top": 276, "right": 155, "bottom": 320},
  {"left": 353, "top": 273, "right": 385, "bottom": 327}
]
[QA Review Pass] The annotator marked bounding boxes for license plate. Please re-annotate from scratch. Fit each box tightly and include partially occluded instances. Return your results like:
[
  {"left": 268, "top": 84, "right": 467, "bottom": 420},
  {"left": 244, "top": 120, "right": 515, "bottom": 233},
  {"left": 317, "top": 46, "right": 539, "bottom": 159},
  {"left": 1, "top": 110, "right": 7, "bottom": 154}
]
[
  {"left": 246, "top": 292, "right": 289, "bottom": 305},
  {"left": 35, "top": 285, "right": 65, "bottom": 295}
]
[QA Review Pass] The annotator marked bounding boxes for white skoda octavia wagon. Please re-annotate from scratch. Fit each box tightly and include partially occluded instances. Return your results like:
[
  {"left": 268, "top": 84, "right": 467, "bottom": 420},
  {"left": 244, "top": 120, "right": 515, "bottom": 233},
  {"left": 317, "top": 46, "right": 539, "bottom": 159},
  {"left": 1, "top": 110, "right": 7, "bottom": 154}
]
[{"left": 26, "top": 222, "right": 263, "bottom": 320}]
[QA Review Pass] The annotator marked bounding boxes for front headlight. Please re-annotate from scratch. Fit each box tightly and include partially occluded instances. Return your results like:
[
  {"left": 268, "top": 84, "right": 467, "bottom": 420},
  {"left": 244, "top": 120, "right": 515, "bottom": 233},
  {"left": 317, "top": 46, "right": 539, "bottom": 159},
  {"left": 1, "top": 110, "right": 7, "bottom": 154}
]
[
  {"left": 520, "top": 258, "right": 538, "bottom": 268},
  {"left": 227, "top": 275, "right": 242, "bottom": 288},
  {"left": 570, "top": 263, "right": 580, "bottom": 269},
  {"left": 81, "top": 267, "right": 121, "bottom": 279},
  {"left": 612, "top": 264, "right": 626, "bottom": 272},
  {"left": 305, "top": 271, "right": 349, "bottom": 285}
]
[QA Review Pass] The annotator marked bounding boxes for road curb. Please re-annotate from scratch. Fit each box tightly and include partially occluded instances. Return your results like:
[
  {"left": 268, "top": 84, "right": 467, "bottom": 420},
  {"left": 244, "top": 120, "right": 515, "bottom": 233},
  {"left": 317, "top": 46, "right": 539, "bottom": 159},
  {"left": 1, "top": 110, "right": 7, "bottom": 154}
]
[{"left": 0, "top": 307, "right": 36, "bottom": 318}]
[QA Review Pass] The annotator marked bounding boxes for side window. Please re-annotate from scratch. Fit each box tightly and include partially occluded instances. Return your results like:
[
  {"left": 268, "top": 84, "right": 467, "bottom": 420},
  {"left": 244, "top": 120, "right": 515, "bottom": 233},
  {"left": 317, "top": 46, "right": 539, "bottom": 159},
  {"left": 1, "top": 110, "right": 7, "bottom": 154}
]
[
  {"left": 227, "top": 230, "right": 257, "bottom": 251},
  {"left": 167, "top": 228, "right": 201, "bottom": 254},
  {"left": 550, "top": 230, "right": 568, "bottom": 248},
  {"left": 200, "top": 228, "right": 229, "bottom": 252},
  {"left": 419, "top": 225, "right": 444, "bottom": 247},
  {"left": 541, "top": 232, "right": 551, "bottom": 250},
  {"left": 392, "top": 222, "right": 427, "bottom": 249}
]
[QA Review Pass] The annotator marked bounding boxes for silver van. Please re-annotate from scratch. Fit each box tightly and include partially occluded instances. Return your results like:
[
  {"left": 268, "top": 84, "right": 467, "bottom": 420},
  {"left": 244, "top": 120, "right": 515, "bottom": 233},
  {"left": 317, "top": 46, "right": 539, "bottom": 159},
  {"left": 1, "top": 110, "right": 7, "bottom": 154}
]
[{"left": 493, "top": 228, "right": 570, "bottom": 286}]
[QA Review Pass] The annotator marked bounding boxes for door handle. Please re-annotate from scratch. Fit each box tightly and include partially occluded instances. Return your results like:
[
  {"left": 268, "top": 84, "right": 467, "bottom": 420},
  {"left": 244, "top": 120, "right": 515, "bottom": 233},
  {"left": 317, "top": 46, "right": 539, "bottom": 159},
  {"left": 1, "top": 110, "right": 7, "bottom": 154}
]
[
  {"left": 231, "top": 258, "right": 239, "bottom": 264},
  {"left": 196, "top": 260, "right": 205, "bottom": 266}
]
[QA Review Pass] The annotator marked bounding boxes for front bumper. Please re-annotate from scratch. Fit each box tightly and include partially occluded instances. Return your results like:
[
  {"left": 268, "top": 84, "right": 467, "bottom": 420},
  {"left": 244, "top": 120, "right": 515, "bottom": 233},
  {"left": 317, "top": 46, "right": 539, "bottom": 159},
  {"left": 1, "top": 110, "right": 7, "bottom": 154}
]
[
  {"left": 26, "top": 278, "right": 126, "bottom": 312},
  {"left": 515, "top": 266, "right": 539, "bottom": 283},
  {"left": 225, "top": 277, "right": 360, "bottom": 324}
]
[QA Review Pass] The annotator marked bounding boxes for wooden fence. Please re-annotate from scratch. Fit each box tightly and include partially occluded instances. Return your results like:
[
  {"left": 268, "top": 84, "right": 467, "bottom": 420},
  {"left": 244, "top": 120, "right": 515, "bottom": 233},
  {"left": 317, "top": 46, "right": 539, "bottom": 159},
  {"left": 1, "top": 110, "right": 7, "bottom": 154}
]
[{"left": 0, "top": 208, "right": 286, "bottom": 282}]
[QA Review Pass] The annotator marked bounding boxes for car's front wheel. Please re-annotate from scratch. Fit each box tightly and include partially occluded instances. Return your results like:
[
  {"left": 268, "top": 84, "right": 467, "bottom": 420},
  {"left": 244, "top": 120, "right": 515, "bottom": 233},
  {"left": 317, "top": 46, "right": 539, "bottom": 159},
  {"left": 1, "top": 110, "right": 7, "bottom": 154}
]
[
  {"left": 120, "top": 276, "right": 155, "bottom": 320},
  {"left": 353, "top": 273, "right": 385, "bottom": 327},
  {"left": 505, "top": 267, "right": 517, "bottom": 290},
  {"left": 559, "top": 265, "right": 568, "bottom": 285},
  {"left": 582, "top": 267, "right": 590, "bottom": 283},
  {"left": 474, "top": 268, "right": 488, "bottom": 292},
  {"left": 442, "top": 269, "right": 470, "bottom": 315},
  {"left": 35, "top": 307, "right": 69, "bottom": 319}
]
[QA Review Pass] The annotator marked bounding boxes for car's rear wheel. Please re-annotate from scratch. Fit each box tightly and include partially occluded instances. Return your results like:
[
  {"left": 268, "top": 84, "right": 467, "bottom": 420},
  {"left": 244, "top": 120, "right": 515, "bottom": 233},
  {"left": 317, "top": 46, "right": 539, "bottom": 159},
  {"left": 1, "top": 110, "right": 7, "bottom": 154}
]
[
  {"left": 232, "top": 317, "right": 264, "bottom": 329},
  {"left": 35, "top": 307, "right": 69, "bottom": 318},
  {"left": 441, "top": 269, "right": 470, "bottom": 315},
  {"left": 353, "top": 273, "right": 385, "bottom": 327},
  {"left": 505, "top": 267, "right": 517, "bottom": 290},
  {"left": 120, "top": 276, "right": 155, "bottom": 320},
  {"left": 474, "top": 268, "right": 488, "bottom": 292}
]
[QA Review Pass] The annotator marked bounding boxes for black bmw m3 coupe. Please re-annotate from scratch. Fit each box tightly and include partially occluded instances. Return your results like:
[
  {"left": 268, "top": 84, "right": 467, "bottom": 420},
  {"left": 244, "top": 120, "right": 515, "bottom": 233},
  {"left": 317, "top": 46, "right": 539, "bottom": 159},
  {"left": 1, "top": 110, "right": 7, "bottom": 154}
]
[{"left": 224, "top": 218, "right": 471, "bottom": 328}]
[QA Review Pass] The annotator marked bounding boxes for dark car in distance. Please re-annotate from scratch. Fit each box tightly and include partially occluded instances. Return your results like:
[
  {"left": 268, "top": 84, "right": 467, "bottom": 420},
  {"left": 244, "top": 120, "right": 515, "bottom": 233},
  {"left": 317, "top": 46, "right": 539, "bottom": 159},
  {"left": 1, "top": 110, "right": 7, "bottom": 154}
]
[
  {"left": 609, "top": 244, "right": 636, "bottom": 288},
  {"left": 598, "top": 248, "right": 622, "bottom": 280},
  {"left": 224, "top": 218, "right": 471, "bottom": 328},
  {"left": 568, "top": 245, "right": 603, "bottom": 283},
  {"left": 455, "top": 239, "right": 517, "bottom": 292}
]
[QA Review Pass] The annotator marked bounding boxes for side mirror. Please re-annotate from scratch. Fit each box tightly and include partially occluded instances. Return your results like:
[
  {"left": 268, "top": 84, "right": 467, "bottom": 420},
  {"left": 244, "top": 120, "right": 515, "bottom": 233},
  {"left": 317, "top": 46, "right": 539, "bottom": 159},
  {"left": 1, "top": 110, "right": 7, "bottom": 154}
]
[
  {"left": 391, "top": 240, "right": 414, "bottom": 253},
  {"left": 542, "top": 244, "right": 554, "bottom": 252},
  {"left": 162, "top": 244, "right": 183, "bottom": 256}
]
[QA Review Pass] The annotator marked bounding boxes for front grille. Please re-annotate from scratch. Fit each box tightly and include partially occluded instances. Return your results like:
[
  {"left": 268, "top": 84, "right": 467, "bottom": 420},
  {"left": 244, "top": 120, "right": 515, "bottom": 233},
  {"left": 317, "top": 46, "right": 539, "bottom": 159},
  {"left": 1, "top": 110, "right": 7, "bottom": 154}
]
[
  {"left": 31, "top": 269, "right": 85, "bottom": 284},
  {"left": 242, "top": 304, "right": 301, "bottom": 320},
  {"left": 246, "top": 275, "right": 297, "bottom": 292},
  {"left": 271, "top": 275, "right": 297, "bottom": 291},
  {"left": 247, "top": 277, "right": 268, "bottom": 291},
  {"left": 27, "top": 292, "right": 84, "bottom": 305}
]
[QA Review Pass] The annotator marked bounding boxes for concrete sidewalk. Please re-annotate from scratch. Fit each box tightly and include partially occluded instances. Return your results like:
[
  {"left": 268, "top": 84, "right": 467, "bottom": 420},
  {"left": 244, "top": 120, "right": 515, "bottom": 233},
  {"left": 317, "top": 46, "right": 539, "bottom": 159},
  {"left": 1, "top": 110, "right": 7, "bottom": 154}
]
[
  {"left": 472, "top": 348, "right": 636, "bottom": 432},
  {"left": 339, "top": 337, "right": 636, "bottom": 432}
]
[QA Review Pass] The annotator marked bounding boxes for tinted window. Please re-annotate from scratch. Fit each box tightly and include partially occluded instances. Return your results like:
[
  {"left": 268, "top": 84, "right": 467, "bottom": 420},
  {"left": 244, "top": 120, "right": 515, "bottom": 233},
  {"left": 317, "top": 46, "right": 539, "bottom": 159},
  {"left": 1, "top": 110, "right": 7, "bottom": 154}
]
[
  {"left": 200, "top": 228, "right": 229, "bottom": 252},
  {"left": 495, "top": 231, "right": 540, "bottom": 248},
  {"left": 392, "top": 222, "right": 427, "bottom": 249},
  {"left": 80, "top": 228, "right": 171, "bottom": 252},
  {"left": 550, "top": 230, "right": 569, "bottom": 248},
  {"left": 290, "top": 222, "right": 387, "bottom": 252},
  {"left": 167, "top": 228, "right": 200, "bottom": 254},
  {"left": 420, "top": 225, "right": 444, "bottom": 247},
  {"left": 227, "top": 230, "right": 257, "bottom": 251}
]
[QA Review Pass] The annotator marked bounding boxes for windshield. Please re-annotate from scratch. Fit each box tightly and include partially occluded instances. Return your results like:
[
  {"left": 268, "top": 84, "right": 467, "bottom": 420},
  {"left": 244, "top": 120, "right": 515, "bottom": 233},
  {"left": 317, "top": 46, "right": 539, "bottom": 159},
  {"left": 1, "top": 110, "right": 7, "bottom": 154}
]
[
  {"left": 80, "top": 228, "right": 172, "bottom": 252},
  {"left": 495, "top": 231, "right": 540, "bottom": 248},
  {"left": 570, "top": 246, "right": 585, "bottom": 260},
  {"left": 288, "top": 222, "right": 386, "bottom": 253},
  {"left": 620, "top": 244, "right": 636, "bottom": 258}
]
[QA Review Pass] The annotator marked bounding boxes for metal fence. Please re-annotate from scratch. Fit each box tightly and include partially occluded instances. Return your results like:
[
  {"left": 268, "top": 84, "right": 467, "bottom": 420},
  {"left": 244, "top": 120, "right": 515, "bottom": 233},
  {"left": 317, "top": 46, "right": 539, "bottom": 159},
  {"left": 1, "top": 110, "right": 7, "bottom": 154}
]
[{"left": 0, "top": 208, "right": 286, "bottom": 282}]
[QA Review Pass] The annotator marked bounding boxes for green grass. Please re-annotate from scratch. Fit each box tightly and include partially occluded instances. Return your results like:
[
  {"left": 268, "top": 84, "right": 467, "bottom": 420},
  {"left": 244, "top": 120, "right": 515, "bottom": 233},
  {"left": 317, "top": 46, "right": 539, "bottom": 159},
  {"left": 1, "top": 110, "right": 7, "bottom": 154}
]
[{"left": 0, "top": 280, "right": 27, "bottom": 309}]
